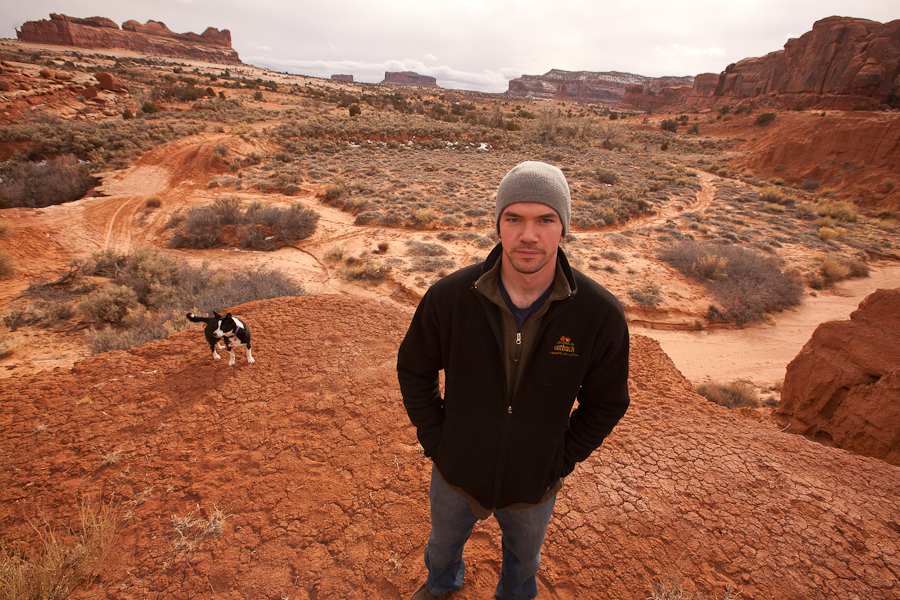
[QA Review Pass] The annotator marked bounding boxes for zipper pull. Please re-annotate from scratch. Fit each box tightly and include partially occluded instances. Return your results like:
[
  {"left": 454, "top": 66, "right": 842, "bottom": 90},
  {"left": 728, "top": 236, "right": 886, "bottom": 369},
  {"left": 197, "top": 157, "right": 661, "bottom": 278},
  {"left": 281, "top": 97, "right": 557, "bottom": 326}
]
[
  {"left": 508, "top": 406, "right": 513, "bottom": 414},
  {"left": 516, "top": 332, "right": 521, "bottom": 346}
]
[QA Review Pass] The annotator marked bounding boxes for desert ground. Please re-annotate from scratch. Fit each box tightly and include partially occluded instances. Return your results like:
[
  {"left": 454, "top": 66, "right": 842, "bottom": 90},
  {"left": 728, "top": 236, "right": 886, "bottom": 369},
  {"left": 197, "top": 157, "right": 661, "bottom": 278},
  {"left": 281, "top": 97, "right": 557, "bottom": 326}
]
[{"left": 1, "top": 41, "right": 900, "bottom": 599}]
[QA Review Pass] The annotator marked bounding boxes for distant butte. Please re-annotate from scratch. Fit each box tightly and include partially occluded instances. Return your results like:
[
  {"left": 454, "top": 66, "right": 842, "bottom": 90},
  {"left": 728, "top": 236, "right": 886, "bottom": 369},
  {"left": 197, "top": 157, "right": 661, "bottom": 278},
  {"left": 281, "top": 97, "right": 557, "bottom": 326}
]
[
  {"left": 381, "top": 71, "right": 439, "bottom": 88},
  {"left": 505, "top": 69, "right": 693, "bottom": 105},
  {"left": 16, "top": 13, "right": 242, "bottom": 65}
]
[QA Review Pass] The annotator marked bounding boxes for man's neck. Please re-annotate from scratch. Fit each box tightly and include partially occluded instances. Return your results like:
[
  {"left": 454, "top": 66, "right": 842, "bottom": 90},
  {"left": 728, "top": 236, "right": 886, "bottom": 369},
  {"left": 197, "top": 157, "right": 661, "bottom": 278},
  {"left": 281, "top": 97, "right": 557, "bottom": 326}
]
[{"left": 499, "top": 253, "right": 558, "bottom": 309}]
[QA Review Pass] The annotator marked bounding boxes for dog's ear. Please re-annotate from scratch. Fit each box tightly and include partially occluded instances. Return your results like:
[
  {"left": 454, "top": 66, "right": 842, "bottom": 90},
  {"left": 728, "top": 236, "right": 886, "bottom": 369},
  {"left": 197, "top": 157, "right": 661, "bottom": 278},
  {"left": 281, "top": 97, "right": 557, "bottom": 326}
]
[
  {"left": 225, "top": 313, "right": 232, "bottom": 318},
  {"left": 214, "top": 311, "right": 221, "bottom": 318}
]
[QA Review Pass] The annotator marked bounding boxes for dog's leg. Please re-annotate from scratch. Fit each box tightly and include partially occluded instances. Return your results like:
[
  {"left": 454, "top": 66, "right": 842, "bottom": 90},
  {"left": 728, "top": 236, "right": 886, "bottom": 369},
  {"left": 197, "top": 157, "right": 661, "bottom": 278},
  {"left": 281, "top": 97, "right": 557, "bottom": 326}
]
[
  {"left": 246, "top": 347, "right": 255, "bottom": 364},
  {"left": 227, "top": 348, "right": 237, "bottom": 367},
  {"left": 212, "top": 343, "right": 222, "bottom": 360}
]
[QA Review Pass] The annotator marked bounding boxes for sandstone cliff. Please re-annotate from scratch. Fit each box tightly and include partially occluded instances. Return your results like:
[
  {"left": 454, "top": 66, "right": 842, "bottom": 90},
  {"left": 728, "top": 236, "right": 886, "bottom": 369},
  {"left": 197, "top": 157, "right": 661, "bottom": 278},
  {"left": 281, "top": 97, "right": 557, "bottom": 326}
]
[
  {"left": 506, "top": 69, "right": 694, "bottom": 105},
  {"left": 779, "top": 288, "right": 900, "bottom": 466},
  {"left": 16, "top": 13, "right": 241, "bottom": 65},
  {"left": 619, "top": 16, "right": 900, "bottom": 111},
  {"left": 381, "top": 71, "right": 439, "bottom": 88}
]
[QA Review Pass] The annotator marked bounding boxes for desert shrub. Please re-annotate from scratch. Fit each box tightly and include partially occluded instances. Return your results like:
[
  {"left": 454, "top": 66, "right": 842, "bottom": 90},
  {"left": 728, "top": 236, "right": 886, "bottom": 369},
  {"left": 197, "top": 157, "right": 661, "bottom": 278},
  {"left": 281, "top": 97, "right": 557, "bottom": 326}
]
[
  {"left": 0, "top": 155, "right": 97, "bottom": 208},
  {"left": 600, "top": 249, "right": 625, "bottom": 262},
  {"left": 852, "top": 101, "right": 870, "bottom": 111},
  {"left": 695, "top": 380, "right": 758, "bottom": 409},
  {"left": 628, "top": 284, "right": 664, "bottom": 307},
  {"left": 660, "top": 119, "right": 678, "bottom": 133},
  {"left": 405, "top": 241, "right": 448, "bottom": 256},
  {"left": 0, "top": 500, "right": 120, "bottom": 600},
  {"left": 339, "top": 257, "right": 390, "bottom": 280},
  {"left": 170, "top": 198, "right": 318, "bottom": 249},
  {"left": 79, "top": 284, "right": 142, "bottom": 325},
  {"left": 817, "top": 200, "right": 858, "bottom": 222},
  {"left": 818, "top": 256, "right": 868, "bottom": 285},
  {"left": 348, "top": 104, "right": 361, "bottom": 117},
  {"left": 410, "top": 257, "right": 455, "bottom": 272},
  {"left": 658, "top": 241, "right": 803, "bottom": 324},
  {"left": 192, "top": 267, "right": 306, "bottom": 313},
  {"left": 755, "top": 112, "right": 776, "bottom": 125},
  {"left": 596, "top": 169, "right": 618, "bottom": 185},
  {"left": 144, "top": 195, "right": 162, "bottom": 208},
  {"left": 818, "top": 226, "right": 844, "bottom": 241},
  {"left": 0, "top": 249, "right": 13, "bottom": 279},
  {"left": 123, "top": 108, "right": 134, "bottom": 120},
  {"left": 758, "top": 186, "right": 792, "bottom": 205},
  {"left": 141, "top": 101, "right": 159, "bottom": 114}
]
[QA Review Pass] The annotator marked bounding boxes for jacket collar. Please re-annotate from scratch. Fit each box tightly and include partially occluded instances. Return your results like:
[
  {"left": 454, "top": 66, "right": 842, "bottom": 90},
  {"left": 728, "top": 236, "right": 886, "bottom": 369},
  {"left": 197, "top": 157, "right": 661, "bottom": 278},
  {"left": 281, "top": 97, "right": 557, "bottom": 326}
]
[{"left": 479, "top": 243, "right": 579, "bottom": 298}]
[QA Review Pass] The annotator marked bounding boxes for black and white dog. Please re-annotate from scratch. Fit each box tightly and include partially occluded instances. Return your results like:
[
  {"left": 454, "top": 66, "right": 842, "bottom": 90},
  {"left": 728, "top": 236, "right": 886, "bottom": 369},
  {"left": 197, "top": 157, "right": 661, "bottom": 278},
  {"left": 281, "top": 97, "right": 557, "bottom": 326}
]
[{"left": 186, "top": 312, "right": 255, "bottom": 366}]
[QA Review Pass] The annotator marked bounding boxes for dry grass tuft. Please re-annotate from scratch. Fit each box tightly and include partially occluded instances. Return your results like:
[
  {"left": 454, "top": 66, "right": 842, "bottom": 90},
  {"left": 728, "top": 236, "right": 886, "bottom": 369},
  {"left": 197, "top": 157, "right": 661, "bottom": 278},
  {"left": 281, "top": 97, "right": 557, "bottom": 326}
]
[{"left": 0, "top": 500, "right": 121, "bottom": 600}]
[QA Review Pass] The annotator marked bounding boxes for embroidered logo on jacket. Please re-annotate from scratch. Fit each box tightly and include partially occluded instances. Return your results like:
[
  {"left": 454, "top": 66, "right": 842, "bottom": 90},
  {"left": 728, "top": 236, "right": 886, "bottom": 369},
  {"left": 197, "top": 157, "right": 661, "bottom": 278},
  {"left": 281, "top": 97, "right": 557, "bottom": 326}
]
[{"left": 551, "top": 336, "right": 578, "bottom": 357}]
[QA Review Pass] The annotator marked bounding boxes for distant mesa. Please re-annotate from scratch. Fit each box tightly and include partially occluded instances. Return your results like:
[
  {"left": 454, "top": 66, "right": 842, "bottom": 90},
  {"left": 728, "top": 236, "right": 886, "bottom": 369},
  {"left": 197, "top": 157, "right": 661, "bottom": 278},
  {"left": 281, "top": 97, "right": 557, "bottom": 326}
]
[
  {"left": 505, "top": 69, "right": 693, "bottom": 105},
  {"left": 380, "top": 71, "right": 439, "bottom": 88},
  {"left": 619, "top": 16, "right": 900, "bottom": 112},
  {"left": 16, "top": 13, "right": 242, "bottom": 65},
  {"left": 331, "top": 74, "right": 354, "bottom": 82}
]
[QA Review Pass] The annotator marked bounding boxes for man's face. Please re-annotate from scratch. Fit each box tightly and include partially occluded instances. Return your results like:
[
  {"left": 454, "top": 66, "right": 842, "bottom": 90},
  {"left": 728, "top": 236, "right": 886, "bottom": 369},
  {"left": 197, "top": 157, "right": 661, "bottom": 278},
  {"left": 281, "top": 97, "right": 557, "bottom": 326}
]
[{"left": 498, "top": 202, "right": 564, "bottom": 276}]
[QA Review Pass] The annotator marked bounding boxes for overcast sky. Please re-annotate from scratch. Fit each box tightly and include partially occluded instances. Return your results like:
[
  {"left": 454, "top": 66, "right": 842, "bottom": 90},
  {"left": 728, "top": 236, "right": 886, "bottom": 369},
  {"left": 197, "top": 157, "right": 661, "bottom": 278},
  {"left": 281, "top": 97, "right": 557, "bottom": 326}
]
[{"left": 2, "top": 1, "right": 896, "bottom": 92}]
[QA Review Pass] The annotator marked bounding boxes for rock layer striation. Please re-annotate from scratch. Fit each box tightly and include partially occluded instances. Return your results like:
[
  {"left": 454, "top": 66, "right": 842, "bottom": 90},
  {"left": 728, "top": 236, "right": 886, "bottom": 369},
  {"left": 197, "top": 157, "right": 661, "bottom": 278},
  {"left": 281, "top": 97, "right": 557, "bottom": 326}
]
[{"left": 619, "top": 16, "right": 900, "bottom": 111}]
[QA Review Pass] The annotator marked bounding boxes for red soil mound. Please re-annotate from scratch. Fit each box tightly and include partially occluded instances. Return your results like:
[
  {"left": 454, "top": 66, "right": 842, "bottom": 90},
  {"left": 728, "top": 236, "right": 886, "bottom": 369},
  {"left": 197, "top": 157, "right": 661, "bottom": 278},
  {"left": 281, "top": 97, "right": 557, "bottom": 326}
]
[{"left": 2, "top": 295, "right": 898, "bottom": 599}]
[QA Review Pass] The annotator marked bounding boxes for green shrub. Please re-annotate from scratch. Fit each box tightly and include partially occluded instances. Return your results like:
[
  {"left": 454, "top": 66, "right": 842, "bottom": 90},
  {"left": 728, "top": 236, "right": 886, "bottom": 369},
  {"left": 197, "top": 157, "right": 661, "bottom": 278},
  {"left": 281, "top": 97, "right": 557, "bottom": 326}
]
[
  {"left": 754, "top": 112, "right": 776, "bottom": 126},
  {"left": 660, "top": 119, "right": 678, "bottom": 133},
  {"left": 141, "top": 101, "right": 159, "bottom": 114},
  {"left": 349, "top": 104, "right": 361, "bottom": 117},
  {"left": 852, "top": 101, "right": 870, "bottom": 111},
  {"left": 123, "top": 108, "right": 134, "bottom": 120}
]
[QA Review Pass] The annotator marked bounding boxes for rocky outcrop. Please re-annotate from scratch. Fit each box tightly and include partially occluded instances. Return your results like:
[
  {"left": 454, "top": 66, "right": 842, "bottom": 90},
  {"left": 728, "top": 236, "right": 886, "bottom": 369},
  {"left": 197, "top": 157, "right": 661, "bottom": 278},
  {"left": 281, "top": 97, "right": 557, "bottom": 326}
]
[
  {"left": 17, "top": 13, "right": 241, "bottom": 65},
  {"left": 620, "top": 16, "right": 900, "bottom": 112},
  {"left": 331, "top": 74, "right": 354, "bottom": 82},
  {"left": 778, "top": 288, "right": 900, "bottom": 466},
  {"left": 380, "top": 71, "right": 438, "bottom": 88},
  {"left": 506, "top": 69, "right": 694, "bottom": 105}
]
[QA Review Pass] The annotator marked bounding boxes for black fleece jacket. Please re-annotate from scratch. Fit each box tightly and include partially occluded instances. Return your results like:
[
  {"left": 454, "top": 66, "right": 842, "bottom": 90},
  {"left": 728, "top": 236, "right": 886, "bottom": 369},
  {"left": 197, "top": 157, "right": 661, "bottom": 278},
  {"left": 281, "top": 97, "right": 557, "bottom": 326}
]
[{"left": 397, "top": 244, "right": 630, "bottom": 510}]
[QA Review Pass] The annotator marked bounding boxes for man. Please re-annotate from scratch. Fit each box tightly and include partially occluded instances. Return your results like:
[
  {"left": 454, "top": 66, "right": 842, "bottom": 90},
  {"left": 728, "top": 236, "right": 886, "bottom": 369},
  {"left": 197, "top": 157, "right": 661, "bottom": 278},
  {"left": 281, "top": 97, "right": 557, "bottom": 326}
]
[{"left": 397, "top": 161, "right": 630, "bottom": 600}]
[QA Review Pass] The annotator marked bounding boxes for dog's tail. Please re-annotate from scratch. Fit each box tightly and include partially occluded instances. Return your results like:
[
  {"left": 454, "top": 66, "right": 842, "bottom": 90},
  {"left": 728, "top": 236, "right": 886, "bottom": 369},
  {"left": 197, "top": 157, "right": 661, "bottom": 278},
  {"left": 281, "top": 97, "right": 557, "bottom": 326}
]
[{"left": 186, "top": 313, "right": 214, "bottom": 323}]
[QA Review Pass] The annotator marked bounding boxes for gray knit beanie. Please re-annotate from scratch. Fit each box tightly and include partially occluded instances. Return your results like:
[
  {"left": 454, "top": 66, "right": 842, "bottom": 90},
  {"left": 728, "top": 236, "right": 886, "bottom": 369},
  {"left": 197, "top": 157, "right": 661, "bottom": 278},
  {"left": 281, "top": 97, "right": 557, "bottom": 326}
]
[{"left": 495, "top": 161, "right": 571, "bottom": 235}]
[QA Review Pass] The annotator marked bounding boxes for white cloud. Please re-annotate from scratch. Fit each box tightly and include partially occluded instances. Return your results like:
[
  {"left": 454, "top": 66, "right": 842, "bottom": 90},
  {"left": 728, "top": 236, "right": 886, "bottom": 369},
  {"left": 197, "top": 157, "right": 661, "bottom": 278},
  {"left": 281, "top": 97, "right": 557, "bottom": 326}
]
[
  {"left": 654, "top": 44, "right": 727, "bottom": 59},
  {"left": 246, "top": 41, "right": 271, "bottom": 52}
]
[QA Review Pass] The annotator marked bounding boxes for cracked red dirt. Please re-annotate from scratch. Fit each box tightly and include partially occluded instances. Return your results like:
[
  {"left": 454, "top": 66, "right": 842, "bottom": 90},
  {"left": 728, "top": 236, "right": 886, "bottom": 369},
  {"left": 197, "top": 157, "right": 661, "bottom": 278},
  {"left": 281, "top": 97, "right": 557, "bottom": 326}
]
[{"left": 1, "top": 297, "right": 898, "bottom": 599}]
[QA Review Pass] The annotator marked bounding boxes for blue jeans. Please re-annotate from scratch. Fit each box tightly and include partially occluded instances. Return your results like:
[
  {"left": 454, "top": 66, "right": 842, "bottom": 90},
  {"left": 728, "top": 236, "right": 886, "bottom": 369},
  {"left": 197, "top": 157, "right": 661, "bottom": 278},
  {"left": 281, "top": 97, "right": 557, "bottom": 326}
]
[{"left": 423, "top": 464, "right": 557, "bottom": 600}]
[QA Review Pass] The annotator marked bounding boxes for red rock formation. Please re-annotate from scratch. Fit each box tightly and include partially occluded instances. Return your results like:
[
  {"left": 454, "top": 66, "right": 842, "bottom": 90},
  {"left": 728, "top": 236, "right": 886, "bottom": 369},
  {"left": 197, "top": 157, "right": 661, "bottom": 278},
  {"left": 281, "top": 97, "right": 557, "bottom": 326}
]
[
  {"left": 778, "top": 288, "right": 900, "bottom": 466},
  {"left": 331, "top": 74, "right": 354, "bottom": 82},
  {"left": 506, "top": 69, "right": 694, "bottom": 105},
  {"left": 17, "top": 13, "right": 241, "bottom": 65},
  {"left": 619, "top": 16, "right": 900, "bottom": 112},
  {"left": 380, "top": 71, "right": 439, "bottom": 88}
]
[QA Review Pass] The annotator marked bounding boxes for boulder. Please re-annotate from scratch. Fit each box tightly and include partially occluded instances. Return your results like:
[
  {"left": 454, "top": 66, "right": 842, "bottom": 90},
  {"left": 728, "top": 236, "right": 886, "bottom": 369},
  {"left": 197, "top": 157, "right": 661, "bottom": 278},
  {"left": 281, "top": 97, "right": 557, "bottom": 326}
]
[
  {"left": 778, "top": 288, "right": 900, "bottom": 465},
  {"left": 93, "top": 72, "right": 127, "bottom": 93}
]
